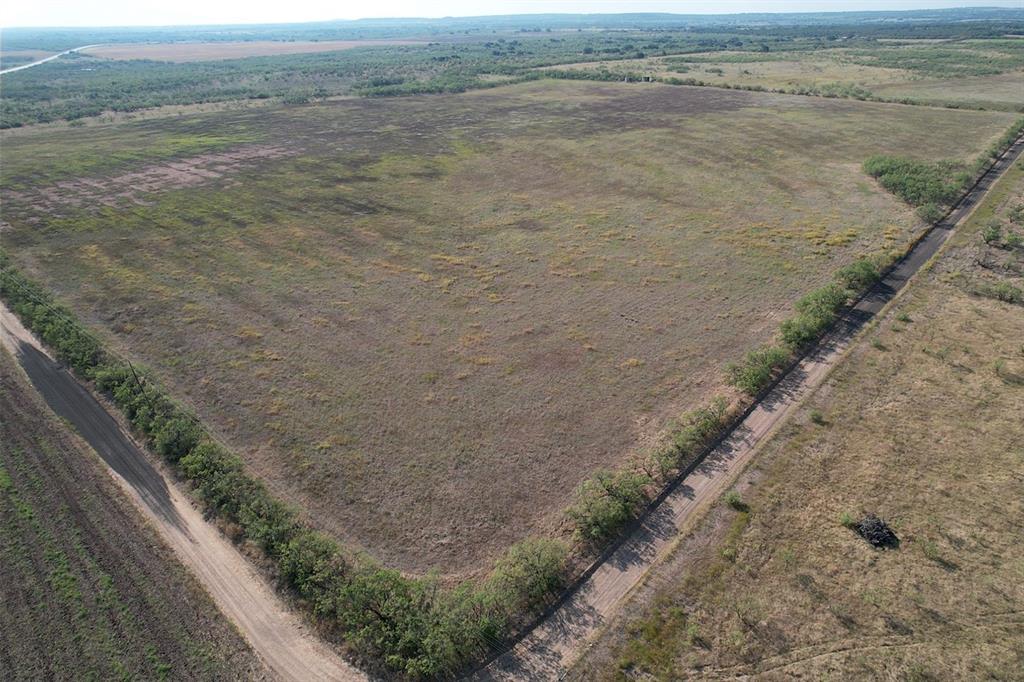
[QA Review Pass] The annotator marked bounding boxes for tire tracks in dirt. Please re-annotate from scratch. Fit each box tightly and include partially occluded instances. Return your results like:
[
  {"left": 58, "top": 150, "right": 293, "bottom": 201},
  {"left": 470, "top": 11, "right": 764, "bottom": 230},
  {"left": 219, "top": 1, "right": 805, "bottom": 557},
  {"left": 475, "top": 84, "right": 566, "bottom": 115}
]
[
  {"left": 0, "top": 306, "right": 365, "bottom": 682},
  {"left": 476, "top": 135, "right": 1024, "bottom": 681}
]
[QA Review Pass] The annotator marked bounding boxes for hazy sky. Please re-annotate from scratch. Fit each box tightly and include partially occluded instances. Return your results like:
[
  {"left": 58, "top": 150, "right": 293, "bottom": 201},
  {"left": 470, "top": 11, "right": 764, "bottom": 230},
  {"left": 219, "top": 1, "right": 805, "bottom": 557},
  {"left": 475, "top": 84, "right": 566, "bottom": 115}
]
[{"left": 2, "top": 1, "right": 1020, "bottom": 29}]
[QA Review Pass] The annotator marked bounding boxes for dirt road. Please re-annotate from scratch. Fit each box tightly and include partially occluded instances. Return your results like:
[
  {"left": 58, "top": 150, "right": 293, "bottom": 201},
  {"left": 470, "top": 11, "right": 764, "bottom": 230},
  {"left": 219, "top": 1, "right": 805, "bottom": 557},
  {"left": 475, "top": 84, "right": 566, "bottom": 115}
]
[
  {"left": 0, "top": 306, "right": 365, "bottom": 682},
  {"left": 0, "top": 46, "right": 98, "bottom": 76},
  {"left": 477, "top": 135, "right": 1024, "bottom": 680}
]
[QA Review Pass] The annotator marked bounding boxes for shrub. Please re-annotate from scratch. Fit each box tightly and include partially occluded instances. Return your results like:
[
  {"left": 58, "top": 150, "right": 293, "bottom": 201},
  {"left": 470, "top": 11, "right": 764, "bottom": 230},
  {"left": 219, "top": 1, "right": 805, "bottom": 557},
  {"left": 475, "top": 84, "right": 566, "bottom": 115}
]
[
  {"left": 977, "top": 281, "right": 1023, "bottom": 304},
  {"left": 727, "top": 345, "right": 789, "bottom": 395},
  {"left": 153, "top": 415, "right": 203, "bottom": 462},
  {"left": 238, "top": 493, "right": 297, "bottom": 556},
  {"left": 810, "top": 409, "right": 826, "bottom": 425},
  {"left": 179, "top": 442, "right": 251, "bottom": 515},
  {"left": 835, "top": 258, "right": 881, "bottom": 294},
  {"left": 277, "top": 530, "right": 348, "bottom": 615},
  {"left": 982, "top": 221, "right": 1003, "bottom": 245},
  {"left": 916, "top": 202, "right": 945, "bottom": 224},
  {"left": 568, "top": 469, "right": 651, "bottom": 544},
  {"left": 649, "top": 397, "right": 730, "bottom": 477},
  {"left": 487, "top": 537, "right": 568, "bottom": 612},
  {"left": 724, "top": 490, "right": 745, "bottom": 511},
  {"left": 1006, "top": 232, "right": 1023, "bottom": 250},
  {"left": 1009, "top": 203, "right": 1024, "bottom": 225},
  {"left": 780, "top": 282, "right": 850, "bottom": 350}
]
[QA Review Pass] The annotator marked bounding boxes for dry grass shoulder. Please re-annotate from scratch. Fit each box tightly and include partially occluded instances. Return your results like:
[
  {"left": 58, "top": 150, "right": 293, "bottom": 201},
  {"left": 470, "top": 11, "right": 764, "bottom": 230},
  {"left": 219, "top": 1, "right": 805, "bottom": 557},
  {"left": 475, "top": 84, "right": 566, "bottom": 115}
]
[{"left": 570, "top": 159, "right": 1024, "bottom": 679}]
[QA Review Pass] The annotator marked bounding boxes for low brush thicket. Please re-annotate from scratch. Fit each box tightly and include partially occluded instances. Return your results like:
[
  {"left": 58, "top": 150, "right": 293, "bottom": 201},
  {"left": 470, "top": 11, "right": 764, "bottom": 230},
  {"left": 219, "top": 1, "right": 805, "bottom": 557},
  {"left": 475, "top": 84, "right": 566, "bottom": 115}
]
[
  {"left": 864, "top": 117, "right": 1024, "bottom": 223},
  {"left": 0, "top": 252, "right": 568, "bottom": 679},
  {"left": 862, "top": 156, "right": 970, "bottom": 222}
]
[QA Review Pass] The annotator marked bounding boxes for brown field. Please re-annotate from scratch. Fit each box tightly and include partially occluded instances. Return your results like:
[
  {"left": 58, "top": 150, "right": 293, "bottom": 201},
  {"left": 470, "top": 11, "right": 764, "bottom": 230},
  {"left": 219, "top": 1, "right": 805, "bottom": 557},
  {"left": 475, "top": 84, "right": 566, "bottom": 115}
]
[
  {"left": 81, "top": 39, "right": 427, "bottom": 62},
  {"left": 571, "top": 157, "right": 1024, "bottom": 680},
  {"left": 0, "top": 49, "right": 56, "bottom": 61},
  {"left": 0, "top": 80, "right": 1016, "bottom": 577},
  {"left": 546, "top": 51, "right": 910, "bottom": 89},
  {"left": 0, "top": 348, "right": 262, "bottom": 680},
  {"left": 871, "top": 70, "right": 1024, "bottom": 108}
]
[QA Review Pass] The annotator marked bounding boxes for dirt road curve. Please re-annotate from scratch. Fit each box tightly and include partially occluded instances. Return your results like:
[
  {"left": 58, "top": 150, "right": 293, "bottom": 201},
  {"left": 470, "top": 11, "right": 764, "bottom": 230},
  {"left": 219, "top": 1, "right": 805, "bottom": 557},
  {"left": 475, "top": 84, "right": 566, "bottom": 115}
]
[
  {"left": 0, "top": 308, "right": 364, "bottom": 682},
  {"left": 0, "top": 46, "right": 99, "bottom": 75},
  {"left": 477, "top": 135, "right": 1024, "bottom": 681}
]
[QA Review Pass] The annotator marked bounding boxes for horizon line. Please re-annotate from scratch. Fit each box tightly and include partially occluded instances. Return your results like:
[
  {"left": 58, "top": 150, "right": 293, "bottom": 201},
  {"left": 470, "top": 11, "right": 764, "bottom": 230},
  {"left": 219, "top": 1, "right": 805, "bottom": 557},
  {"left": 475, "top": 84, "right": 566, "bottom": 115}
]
[{"left": 3, "top": 5, "right": 1022, "bottom": 32}]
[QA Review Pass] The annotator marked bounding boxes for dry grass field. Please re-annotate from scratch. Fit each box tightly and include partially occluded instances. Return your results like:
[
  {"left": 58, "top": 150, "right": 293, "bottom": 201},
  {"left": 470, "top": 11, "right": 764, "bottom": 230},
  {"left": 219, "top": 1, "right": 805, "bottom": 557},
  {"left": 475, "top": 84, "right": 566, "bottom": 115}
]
[
  {"left": 545, "top": 38, "right": 1024, "bottom": 110},
  {"left": 0, "top": 49, "right": 56, "bottom": 68},
  {"left": 570, "top": 157, "right": 1024, "bottom": 680},
  {"left": 871, "top": 70, "right": 1024, "bottom": 109},
  {"left": 0, "top": 349, "right": 261, "bottom": 680},
  {"left": 0, "top": 80, "right": 1016, "bottom": 576},
  {"left": 547, "top": 51, "right": 910, "bottom": 89},
  {"left": 81, "top": 40, "right": 427, "bottom": 62}
]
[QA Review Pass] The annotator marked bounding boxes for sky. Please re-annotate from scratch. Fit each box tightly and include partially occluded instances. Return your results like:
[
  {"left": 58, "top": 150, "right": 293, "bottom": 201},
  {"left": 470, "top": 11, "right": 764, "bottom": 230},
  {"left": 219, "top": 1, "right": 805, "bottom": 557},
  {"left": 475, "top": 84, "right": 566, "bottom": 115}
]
[{"left": 2, "top": 1, "right": 1020, "bottom": 29}]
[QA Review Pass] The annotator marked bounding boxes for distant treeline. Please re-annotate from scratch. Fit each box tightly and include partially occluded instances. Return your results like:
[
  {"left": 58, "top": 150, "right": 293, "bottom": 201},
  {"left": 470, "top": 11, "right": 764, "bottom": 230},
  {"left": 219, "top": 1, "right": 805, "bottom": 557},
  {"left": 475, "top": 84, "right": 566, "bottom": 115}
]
[
  {"left": 0, "top": 32, "right": 792, "bottom": 127},
  {"left": 3, "top": 7, "right": 1023, "bottom": 51},
  {"left": 5, "top": 20, "right": 1024, "bottom": 128}
]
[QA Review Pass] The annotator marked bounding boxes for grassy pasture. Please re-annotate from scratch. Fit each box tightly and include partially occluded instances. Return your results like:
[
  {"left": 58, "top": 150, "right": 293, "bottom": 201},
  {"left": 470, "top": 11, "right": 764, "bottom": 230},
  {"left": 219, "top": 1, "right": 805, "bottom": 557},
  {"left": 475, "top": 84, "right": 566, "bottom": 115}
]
[
  {"left": 0, "top": 80, "right": 1015, "bottom": 576},
  {"left": 547, "top": 50, "right": 910, "bottom": 88},
  {"left": 571, "top": 157, "right": 1024, "bottom": 680},
  {"left": 870, "top": 70, "right": 1024, "bottom": 109},
  {"left": 0, "top": 349, "right": 260, "bottom": 680}
]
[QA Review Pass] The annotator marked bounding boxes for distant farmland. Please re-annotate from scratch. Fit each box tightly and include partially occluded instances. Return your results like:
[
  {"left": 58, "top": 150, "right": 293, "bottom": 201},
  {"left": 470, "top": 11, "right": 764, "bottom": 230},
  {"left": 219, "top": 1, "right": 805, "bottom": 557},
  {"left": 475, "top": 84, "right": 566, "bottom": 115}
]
[
  {"left": 81, "top": 39, "right": 428, "bottom": 62},
  {"left": 543, "top": 38, "right": 1024, "bottom": 110},
  {"left": 1, "top": 80, "right": 1015, "bottom": 575}
]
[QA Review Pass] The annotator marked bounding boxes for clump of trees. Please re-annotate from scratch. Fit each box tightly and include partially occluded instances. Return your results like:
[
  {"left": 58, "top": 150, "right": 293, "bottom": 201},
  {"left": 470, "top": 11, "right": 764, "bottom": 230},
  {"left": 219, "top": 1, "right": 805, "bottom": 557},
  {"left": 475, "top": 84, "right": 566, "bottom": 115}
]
[
  {"left": 864, "top": 117, "right": 1024, "bottom": 223},
  {"left": 862, "top": 155, "right": 969, "bottom": 222}
]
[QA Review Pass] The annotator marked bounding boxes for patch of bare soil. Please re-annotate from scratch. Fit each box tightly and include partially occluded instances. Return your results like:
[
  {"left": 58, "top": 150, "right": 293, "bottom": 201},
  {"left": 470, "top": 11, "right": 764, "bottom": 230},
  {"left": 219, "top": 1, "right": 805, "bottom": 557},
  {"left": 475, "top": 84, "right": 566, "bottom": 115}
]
[{"left": 6, "top": 145, "right": 293, "bottom": 214}]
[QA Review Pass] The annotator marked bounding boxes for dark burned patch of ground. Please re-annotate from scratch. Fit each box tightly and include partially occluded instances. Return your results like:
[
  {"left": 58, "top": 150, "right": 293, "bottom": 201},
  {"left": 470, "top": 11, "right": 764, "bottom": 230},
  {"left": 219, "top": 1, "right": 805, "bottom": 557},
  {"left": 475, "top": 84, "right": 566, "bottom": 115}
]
[{"left": 0, "top": 349, "right": 262, "bottom": 681}]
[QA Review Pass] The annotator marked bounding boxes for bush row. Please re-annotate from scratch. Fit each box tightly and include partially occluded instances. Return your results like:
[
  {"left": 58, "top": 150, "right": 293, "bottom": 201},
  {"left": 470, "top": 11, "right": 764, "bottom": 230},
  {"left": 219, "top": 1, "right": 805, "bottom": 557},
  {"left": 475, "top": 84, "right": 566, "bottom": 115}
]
[
  {"left": 0, "top": 252, "right": 568, "bottom": 679},
  {"left": 563, "top": 251, "right": 894, "bottom": 553},
  {"left": 725, "top": 119, "right": 1024, "bottom": 398},
  {"left": 728, "top": 257, "right": 886, "bottom": 395},
  {"left": 566, "top": 397, "right": 730, "bottom": 545}
]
